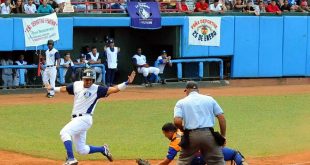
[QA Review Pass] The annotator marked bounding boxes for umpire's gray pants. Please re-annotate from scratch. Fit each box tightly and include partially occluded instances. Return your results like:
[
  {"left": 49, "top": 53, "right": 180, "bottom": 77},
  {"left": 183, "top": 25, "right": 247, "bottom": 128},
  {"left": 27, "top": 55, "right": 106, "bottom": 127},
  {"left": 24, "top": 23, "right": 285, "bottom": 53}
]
[{"left": 177, "top": 128, "right": 225, "bottom": 165}]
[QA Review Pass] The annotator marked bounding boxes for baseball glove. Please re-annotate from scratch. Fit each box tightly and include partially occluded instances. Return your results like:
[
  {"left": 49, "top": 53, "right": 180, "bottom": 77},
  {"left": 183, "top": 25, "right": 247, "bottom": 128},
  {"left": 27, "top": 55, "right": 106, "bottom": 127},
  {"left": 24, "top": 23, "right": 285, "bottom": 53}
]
[{"left": 136, "top": 158, "right": 151, "bottom": 165}]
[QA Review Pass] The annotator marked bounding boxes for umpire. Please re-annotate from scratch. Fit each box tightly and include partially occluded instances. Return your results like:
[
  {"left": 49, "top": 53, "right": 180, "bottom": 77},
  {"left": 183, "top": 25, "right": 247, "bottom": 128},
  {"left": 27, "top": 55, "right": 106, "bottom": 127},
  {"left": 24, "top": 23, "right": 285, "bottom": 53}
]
[{"left": 174, "top": 81, "right": 226, "bottom": 165}]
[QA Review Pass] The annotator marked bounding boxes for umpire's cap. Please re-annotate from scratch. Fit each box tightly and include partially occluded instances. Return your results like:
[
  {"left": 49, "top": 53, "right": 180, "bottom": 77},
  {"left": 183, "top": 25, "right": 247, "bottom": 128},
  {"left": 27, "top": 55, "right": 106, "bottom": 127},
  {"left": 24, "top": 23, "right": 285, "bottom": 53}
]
[
  {"left": 47, "top": 40, "right": 54, "bottom": 45},
  {"left": 184, "top": 81, "right": 198, "bottom": 92},
  {"left": 82, "top": 69, "right": 96, "bottom": 80}
]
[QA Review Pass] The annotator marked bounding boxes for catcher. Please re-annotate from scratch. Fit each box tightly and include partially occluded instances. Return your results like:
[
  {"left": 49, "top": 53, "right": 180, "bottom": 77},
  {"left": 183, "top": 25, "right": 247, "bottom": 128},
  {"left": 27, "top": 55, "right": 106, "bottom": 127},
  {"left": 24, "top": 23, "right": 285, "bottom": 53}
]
[{"left": 137, "top": 123, "right": 248, "bottom": 165}]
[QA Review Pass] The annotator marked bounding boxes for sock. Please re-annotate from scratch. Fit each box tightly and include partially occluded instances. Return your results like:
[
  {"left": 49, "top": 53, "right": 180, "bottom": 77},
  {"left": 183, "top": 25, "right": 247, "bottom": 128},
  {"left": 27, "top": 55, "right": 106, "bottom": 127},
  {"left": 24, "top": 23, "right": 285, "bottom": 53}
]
[
  {"left": 64, "top": 140, "right": 74, "bottom": 159},
  {"left": 89, "top": 146, "right": 105, "bottom": 154}
]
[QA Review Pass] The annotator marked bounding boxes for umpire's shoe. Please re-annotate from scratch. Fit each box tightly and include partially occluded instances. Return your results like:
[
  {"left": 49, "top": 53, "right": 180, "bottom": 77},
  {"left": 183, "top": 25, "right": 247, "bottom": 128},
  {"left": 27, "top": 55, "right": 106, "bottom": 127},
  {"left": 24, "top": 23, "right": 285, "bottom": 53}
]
[
  {"left": 102, "top": 144, "right": 113, "bottom": 162},
  {"left": 63, "top": 158, "right": 78, "bottom": 165}
]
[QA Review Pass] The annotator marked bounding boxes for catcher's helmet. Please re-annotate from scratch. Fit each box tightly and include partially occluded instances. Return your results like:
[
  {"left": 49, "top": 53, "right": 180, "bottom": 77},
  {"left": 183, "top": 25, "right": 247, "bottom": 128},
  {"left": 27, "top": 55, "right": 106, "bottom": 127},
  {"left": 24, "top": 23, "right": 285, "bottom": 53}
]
[
  {"left": 47, "top": 40, "right": 54, "bottom": 45},
  {"left": 82, "top": 69, "right": 96, "bottom": 79}
]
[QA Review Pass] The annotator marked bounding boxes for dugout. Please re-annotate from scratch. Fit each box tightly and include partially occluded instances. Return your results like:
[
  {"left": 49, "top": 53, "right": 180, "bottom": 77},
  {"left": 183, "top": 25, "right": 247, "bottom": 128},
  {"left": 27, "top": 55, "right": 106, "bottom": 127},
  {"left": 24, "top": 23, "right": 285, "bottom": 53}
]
[{"left": 72, "top": 27, "right": 181, "bottom": 84}]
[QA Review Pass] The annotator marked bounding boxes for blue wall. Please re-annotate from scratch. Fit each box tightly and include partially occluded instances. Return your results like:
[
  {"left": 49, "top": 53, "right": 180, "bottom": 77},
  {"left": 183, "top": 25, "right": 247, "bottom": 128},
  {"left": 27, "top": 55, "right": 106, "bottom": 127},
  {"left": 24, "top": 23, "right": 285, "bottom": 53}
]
[{"left": 1, "top": 15, "right": 310, "bottom": 77}]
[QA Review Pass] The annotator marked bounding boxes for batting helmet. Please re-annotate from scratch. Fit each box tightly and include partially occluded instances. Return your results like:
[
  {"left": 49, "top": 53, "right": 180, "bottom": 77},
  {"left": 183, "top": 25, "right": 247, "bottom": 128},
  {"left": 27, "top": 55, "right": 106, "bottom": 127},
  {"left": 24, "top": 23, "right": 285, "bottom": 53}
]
[
  {"left": 82, "top": 69, "right": 96, "bottom": 79},
  {"left": 47, "top": 40, "right": 54, "bottom": 45}
]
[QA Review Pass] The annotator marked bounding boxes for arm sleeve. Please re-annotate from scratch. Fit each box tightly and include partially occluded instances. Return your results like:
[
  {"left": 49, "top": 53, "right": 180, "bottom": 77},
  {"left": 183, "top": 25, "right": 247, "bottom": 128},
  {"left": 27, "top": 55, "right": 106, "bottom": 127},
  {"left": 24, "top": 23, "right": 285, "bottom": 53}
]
[
  {"left": 55, "top": 52, "right": 60, "bottom": 59},
  {"left": 174, "top": 101, "right": 183, "bottom": 118},
  {"left": 66, "top": 84, "right": 74, "bottom": 95},
  {"left": 212, "top": 98, "right": 224, "bottom": 116},
  {"left": 97, "top": 86, "right": 108, "bottom": 98},
  {"left": 166, "top": 147, "right": 178, "bottom": 160}
]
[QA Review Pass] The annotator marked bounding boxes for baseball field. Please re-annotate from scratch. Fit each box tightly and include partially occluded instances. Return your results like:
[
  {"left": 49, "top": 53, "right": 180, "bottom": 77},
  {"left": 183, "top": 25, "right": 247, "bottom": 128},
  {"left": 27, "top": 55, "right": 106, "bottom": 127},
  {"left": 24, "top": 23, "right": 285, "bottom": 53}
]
[{"left": 0, "top": 84, "right": 310, "bottom": 165}]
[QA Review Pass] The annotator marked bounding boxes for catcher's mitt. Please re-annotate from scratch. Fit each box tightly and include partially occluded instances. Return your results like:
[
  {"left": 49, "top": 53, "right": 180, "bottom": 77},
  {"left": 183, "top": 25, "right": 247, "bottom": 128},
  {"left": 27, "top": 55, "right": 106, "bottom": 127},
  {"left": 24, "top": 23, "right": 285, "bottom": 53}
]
[{"left": 136, "top": 158, "right": 151, "bottom": 165}]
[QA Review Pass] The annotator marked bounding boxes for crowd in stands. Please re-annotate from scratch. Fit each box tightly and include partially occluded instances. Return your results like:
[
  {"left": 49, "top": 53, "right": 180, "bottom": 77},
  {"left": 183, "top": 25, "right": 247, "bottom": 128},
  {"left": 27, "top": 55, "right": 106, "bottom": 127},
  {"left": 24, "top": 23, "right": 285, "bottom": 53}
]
[{"left": 0, "top": 0, "right": 309, "bottom": 14}]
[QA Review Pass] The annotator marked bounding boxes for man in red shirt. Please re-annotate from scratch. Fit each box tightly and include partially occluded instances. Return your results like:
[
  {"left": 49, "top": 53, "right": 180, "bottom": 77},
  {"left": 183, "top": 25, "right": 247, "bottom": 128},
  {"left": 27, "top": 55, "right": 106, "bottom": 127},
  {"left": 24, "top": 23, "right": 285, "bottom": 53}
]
[
  {"left": 266, "top": 0, "right": 282, "bottom": 14},
  {"left": 179, "top": 0, "right": 192, "bottom": 13},
  {"left": 194, "top": 0, "right": 210, "bottom": 12}
]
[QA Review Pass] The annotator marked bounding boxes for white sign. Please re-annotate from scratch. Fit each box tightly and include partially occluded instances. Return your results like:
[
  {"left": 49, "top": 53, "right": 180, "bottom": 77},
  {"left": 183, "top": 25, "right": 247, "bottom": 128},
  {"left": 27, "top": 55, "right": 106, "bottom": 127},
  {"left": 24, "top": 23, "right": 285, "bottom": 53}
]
[
  {"left": 188, "top": 17, "right": 221, "bottom": 46},
  {"left": 23, "top": 13, "right": 59, "bottom": 47}
]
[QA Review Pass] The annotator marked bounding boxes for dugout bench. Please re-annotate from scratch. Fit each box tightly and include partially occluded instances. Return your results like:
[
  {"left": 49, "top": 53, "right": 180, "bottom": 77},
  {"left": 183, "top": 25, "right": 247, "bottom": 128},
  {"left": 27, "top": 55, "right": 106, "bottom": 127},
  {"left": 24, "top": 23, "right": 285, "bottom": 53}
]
[{"left": 170, "top": 58, "right": 224, "bottom": 80}]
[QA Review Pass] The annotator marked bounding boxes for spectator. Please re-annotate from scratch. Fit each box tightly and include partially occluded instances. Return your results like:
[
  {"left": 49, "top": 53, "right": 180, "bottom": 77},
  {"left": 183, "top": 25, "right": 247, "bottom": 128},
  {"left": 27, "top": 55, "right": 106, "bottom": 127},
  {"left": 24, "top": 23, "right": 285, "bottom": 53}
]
[
  {"left": 24, "top": 0, "right": 37, "bottom": 14},
  {"left": 300, "top": 0, "right": 310, "bottom": 11},
  {"left": 132, "top": 48, "right": 160, "bottom": 87},
  {"left": 194, "top": 0, "right": 210, "bottom": 12},
  {"left": 224, "top": 0, "right": 233, "bottom": 10},
  {"left": 289, "top": 0, "right": 303, "bottom": 11},
  {"left": 161, "top": 0, "right": 177, "bottom": 10},
  {"left": 11, "top": 0, "right": 24, "bottom": 13},
  {"left": 48, "top": 0, "right": 59, "bottom": 12},
  {"left": 154, "top": 50, "right": 172, "bottom": 84},
  {"left": 104, "top": 38, "right": 120, "bottom": 87},
  {"left": 59, "top": 52, "right": 74, "bottom": 83},
  {"left": 266, "top": 0, "right": 282, "bottom": 14},
  {"left": 258, "top": 1, "right": 266, "bottom": 12},
  {"left": 86, "top": 46, "right": 103, "bottom": 83},
  {"left": 37, "top": 0, "right": 54, "bottom": 13},
  {"left": 233, "top": 0, "right": 246, "bottom": 11},
  {"left": 209, "top": 0, "right": 226, "bottom": 13},
  {"left": 280, "top": 0, "right": 291, "bottom": 11},
  {"left": 1, "top": 0, "right": 12, "bottom": 14},
  {"left": 111, "top": 0, "right": 126, "bottom": 13},
  {"left": 179, "top": 0, "right": 191, "bottom": 12},
  {"left": 73, "top": 54, "right": 88, "bottom": 81},
  {"left": 243, "top": 1, "right": 256, "bottom": 12},
  {"left": 71, "top": 0, "right": 86, "bottom": 12},
  {"left": 1, "top": 55, "right": 14, "bottom": 89},
  {"left": 13, "top": 54, "right": 27, "bottom": 86}
]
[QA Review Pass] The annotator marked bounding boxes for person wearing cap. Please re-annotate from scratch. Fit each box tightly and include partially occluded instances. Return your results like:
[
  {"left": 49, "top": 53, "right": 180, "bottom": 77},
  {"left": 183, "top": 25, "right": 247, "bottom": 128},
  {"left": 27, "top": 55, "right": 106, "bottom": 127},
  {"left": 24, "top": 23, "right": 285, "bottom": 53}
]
[
  {"left": 104, "top": 38, "right": 120, "bottom": 87},
  {"left": 266, "top": 0, "right": 282, "bottom": 13},
  {"left": 174, "top": 81, "right": 226, "bottom": 165},
  {"left": 42, "top": 39, "right": 60, "bottom": 98},
  {"left": 154, "top": 50, "right": 172, "bottom": 84}
]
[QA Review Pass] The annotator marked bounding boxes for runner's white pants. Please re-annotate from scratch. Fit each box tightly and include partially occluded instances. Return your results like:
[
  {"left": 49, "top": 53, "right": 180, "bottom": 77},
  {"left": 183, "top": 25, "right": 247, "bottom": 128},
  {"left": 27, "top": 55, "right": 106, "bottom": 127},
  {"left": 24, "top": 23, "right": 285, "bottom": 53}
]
[
  {"left": 60, "top": 115, "right": 93, "bottom": 155},
  {"left": 43, "top": 67, "right": 57, "bottom": 95}
]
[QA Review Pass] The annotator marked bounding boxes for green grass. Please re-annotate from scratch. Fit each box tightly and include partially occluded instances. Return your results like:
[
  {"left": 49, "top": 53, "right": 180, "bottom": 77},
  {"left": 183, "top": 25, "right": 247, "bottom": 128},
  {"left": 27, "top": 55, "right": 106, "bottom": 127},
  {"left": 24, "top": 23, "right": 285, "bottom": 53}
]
[{"left": 0, "top": 94, "right": 309, "bottom": 160}]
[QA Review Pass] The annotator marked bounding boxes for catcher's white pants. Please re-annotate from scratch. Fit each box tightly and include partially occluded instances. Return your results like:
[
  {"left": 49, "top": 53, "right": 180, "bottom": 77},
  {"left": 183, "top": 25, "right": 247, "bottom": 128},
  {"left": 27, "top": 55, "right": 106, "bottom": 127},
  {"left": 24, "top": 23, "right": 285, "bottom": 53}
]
[
  {"left": 60, "top": 115, "right": 93, "bottom": 155},
  {"left": 42, "top": 67, "right": 57, "bottom": 95},
  {"left": 138, "top": 67, "right": 160, "bottom": 77}
]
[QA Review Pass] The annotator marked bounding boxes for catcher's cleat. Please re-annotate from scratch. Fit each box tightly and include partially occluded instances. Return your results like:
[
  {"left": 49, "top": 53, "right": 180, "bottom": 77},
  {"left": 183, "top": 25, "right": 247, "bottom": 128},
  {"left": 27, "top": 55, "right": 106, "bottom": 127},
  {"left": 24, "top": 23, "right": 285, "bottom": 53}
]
[
  {"left": 102, "top": 144, "right": 113, "bottom": 162},
  {"left": 63, "top": 158, "right": 78, "bottom": 165}
]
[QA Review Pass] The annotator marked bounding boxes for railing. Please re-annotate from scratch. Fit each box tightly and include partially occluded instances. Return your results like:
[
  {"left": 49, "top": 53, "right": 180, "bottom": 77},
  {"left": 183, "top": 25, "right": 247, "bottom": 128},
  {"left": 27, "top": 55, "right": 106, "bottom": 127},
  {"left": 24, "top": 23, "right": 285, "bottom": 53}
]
[
  {"left": 0, "top": 64, "right": 106, "bottom": 86},
  {"left": 70, "top": 1, "right": 181, "bottom": 13}
]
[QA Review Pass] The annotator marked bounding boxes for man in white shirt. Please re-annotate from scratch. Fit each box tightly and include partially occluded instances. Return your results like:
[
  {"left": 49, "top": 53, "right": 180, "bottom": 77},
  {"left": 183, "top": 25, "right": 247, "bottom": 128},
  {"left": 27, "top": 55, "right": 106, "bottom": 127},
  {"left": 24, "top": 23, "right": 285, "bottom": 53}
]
[
  {"left": 104, "top": 38, "right": 120, "bottom": 87},
  {"left": 1, "top": 56, "right": 14, "bottom": 89},
  {"left": 86, "top": 47, "right": 102, "bottom": 83},
  {"left": 14, "top": 54, "right": 28, "bottom": 86},
  {"left": 209, "top": 0, "right": 226, "bottom": 13},
  {"left": 132, "top": 48, "right": 160, "bottom": 87},
  {"left": 24, "top": 0, "right": 37, "bottom": 14},
  {"left": 59, "top": 52, "right": 74, "bottom": 84},
  {"left": 0, "top": 0, "right": 11, "bottom": 14}
]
